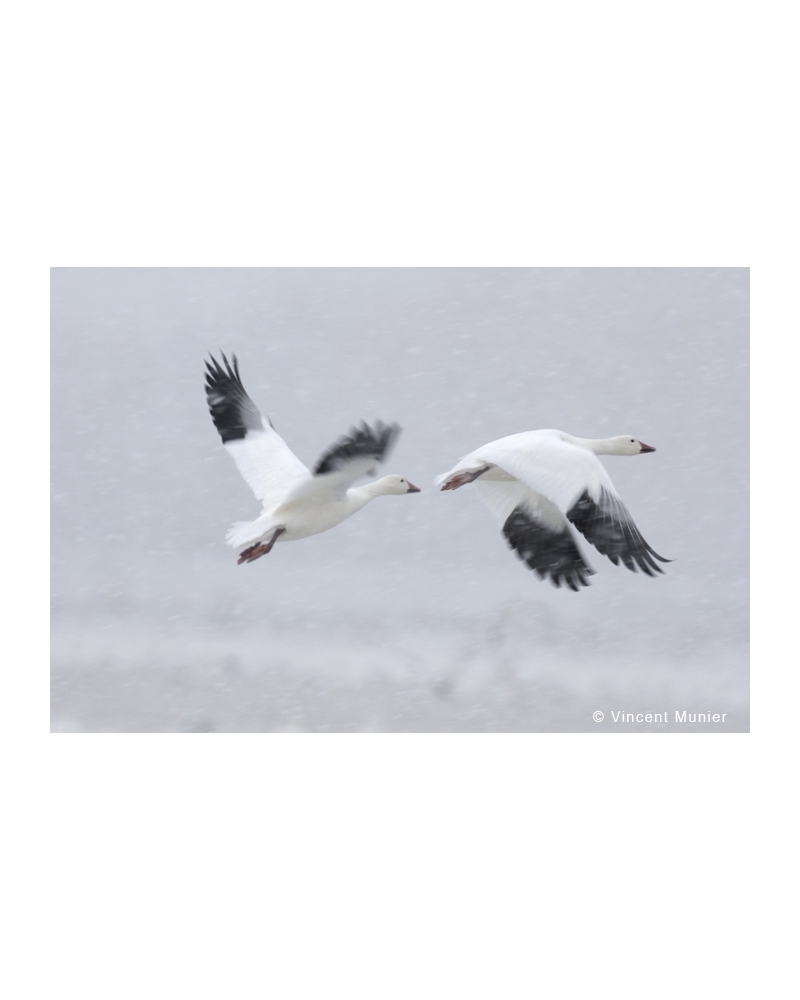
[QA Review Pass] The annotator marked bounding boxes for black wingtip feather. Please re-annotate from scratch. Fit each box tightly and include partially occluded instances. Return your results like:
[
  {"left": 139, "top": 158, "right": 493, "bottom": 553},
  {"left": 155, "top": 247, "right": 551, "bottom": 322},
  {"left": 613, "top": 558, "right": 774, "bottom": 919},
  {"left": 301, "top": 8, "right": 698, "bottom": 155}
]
[
  {"left": 314, "top": 420, "right": 402, "bottom": 476},
  {"left": 204, "top": 352, "right": 264, "bottom": 444},
  {"left": 567, "top": 489, "right": 669, "bottom": 578},
  {"left": 502, "top": 505, "right": 595, "bottom": 592}
]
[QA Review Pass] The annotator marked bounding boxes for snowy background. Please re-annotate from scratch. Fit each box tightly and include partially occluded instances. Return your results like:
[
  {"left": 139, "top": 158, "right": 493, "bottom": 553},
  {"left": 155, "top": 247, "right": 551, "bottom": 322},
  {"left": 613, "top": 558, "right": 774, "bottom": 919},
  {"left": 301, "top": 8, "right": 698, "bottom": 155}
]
[{"left": 50, "top": 268, "right": 749, "bottom": 732}]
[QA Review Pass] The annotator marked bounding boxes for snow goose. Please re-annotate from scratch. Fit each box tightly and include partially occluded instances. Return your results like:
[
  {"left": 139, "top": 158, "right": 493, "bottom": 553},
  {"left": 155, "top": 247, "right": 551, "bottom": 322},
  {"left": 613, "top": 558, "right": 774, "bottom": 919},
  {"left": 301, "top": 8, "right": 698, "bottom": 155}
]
[
  {"left": 205, "top": 354, "right": 420, "bottom": 564},
  {"left": 436, "top": 430, "right": 669, "bottom": 591}
]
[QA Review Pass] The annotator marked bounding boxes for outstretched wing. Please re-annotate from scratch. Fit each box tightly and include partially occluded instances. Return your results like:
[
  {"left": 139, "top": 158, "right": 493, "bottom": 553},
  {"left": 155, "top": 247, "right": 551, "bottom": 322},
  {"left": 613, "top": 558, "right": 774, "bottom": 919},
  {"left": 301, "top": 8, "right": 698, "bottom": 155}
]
[
  {"left": 314, "top": 420, "right": 400, "bottom": 475},
  {"left": 503, "top": 502, "right": 595, "bottom": 591},
  {"left": 567, "top": 488, "right": 670, "bottom": 576},
  {"left": 288, "top": 420, "right": 401, "bottom": 499},
  {"left": 205, "top": 353, "right": 310, "bottom": 508},
  {"left": 475, "top": 481, "right": 595, "bottom": 590}
]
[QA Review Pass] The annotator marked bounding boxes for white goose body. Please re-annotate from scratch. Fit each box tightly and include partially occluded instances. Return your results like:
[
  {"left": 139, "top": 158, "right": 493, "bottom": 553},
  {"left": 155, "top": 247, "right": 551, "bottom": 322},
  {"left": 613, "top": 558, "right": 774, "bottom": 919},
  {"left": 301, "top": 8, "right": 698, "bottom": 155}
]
[
  {"left": 206, "top": 354, "right": 420, "bottom": 563},
  {"left": 229, "top": 478, "right": 400, "bottom": 546},
  {"left": 436, "top": 429, "right": 669, "bottom": 591}
]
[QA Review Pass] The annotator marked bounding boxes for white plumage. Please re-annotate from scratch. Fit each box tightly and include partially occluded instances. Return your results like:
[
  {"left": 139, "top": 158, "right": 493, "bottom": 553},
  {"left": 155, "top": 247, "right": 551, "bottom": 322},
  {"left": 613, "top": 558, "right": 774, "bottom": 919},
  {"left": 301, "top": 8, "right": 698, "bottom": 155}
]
[
  {"left": 206, "top": 354, "right": 420, "bottom": 564},
  {"left": 436, "top": 429, "right": 669, "bottom": 591}
]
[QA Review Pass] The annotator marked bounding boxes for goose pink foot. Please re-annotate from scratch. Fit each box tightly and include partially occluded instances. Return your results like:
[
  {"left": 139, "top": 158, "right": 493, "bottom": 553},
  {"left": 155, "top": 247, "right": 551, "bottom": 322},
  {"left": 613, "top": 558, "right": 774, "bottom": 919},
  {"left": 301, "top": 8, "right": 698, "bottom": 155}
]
[
  {"left": 440, "top": 466, "right": 491, "bottom": 490},
  {"left": 237, "top": 527, "right": 285, "bottom": 564}
]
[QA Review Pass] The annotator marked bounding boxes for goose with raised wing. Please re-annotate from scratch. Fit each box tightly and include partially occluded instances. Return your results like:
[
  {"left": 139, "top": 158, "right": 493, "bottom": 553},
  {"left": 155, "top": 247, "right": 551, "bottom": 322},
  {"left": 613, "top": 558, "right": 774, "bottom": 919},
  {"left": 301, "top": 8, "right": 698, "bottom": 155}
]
[
  {"left": 436, "top": 429, "right": 669, "bottom": 591},
  {"left": 205, "top": 354, "right": 420, "bottom": 564}
]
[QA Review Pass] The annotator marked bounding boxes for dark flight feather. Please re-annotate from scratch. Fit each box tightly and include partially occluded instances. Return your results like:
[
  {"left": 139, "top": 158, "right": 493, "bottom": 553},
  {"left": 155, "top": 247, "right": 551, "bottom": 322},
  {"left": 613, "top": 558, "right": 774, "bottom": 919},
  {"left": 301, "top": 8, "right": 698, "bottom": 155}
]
[
  {"left": 502, "top": 505, "right": 595, "bottom": 591},
  {"left": 314, "top": 420, "right": 401, "bottom": 476},
  {"left": 204, "top": 353, "right": 266, "bottom": 444},
  {"left": 567, "top": 488, "right": 670, "bottom": 576}
]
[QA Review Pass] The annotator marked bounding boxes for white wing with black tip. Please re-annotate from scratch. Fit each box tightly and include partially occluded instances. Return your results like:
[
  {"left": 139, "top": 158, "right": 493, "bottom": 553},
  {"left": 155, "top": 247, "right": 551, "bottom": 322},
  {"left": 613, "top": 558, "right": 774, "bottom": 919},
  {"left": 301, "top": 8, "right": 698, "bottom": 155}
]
[
  {"left": 315, "top": 420, "right": 400, "bottom": 476},
  {"left": 286, "top": 420, "right": 402, "bottom": 503},
  {"left": 502, "top": 502, "right": 595, "bottom": 591},
  {"left": 567, "top": 487, "right": 670, "bottom": 576},
  {"left": 205, "top": 353, "right": 311, "bottom": 509},
  {"left": 475, "top": 480, "right": 596, "bottom": 590}
]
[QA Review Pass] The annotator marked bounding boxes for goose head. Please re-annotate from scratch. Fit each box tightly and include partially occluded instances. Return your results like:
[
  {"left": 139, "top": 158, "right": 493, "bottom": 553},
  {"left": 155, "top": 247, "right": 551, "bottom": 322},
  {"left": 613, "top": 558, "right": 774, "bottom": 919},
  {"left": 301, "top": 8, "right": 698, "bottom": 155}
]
[
  {"left": 596, "top": 435, "right": 656, "bottom": 456},
  {"left": 374, "top": 475, "right": 421, "bottom": 495}
]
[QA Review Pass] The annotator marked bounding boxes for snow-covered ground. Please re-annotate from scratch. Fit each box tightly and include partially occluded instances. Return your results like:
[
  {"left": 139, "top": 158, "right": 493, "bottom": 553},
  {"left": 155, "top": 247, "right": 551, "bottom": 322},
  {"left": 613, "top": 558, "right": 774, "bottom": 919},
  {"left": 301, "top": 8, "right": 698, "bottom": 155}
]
[{"left": 51, "top": 619, "right": 748, "bottom": 733}]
